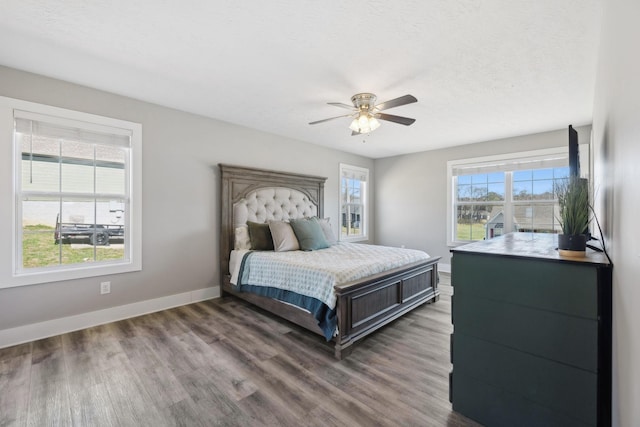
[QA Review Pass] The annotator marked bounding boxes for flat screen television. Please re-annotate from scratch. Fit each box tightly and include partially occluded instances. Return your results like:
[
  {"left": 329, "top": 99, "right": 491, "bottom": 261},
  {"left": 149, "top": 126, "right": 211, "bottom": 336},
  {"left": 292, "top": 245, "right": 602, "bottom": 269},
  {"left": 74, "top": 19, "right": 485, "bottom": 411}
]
[
  {"left": 568, "top": 124, "right": 580, "bottom": 177},
  {"left": 567, "top": 124, "right": 593, "bottom": 241}
]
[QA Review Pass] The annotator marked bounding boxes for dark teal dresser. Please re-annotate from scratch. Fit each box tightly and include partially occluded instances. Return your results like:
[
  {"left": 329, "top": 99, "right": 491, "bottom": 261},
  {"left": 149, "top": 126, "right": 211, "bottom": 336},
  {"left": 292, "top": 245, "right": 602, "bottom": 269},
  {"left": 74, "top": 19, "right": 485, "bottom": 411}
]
[{"left": 450, "top": 233, "right": 612, "bottom": 427}]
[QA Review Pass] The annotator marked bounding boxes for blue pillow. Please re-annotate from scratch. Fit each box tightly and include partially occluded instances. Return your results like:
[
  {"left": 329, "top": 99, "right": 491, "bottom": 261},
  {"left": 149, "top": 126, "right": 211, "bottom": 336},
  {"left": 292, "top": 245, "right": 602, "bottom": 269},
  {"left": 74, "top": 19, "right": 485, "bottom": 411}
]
[{"left": 289, "top": 217, "right": 330, "bottom": 251}]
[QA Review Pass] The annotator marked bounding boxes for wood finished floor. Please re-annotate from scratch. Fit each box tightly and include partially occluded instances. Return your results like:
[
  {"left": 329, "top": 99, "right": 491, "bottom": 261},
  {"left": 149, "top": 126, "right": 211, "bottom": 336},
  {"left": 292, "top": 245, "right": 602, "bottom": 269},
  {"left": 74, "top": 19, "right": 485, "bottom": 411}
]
[{"left": 0, "top": 273, "right": 481, "bottom": 427}]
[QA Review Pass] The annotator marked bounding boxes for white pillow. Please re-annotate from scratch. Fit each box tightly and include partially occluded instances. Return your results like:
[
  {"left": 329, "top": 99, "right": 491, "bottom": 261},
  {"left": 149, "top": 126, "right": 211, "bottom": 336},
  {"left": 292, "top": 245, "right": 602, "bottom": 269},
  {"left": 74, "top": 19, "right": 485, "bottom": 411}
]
[
  {"left": 268, "top": 220, "right": 300, "bottom": 252},
  {"left": 317, "top": 217, "right": 337, "bottom": 245},
  {"left": 234, "top": 225, "right": 251, "bottom": 250}
]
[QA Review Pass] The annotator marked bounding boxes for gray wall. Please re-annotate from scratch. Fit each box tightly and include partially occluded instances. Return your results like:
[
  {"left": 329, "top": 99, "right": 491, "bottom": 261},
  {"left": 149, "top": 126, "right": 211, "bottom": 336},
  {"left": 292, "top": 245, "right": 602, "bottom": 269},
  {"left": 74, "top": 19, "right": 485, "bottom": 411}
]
[
  {"left": 374, "top": 125, "right": 592, "bottom": 267},
  {"left": 0, "top": 66, "right": 374, "bottom": 331},
  {"left": 592, "top": 0, "right": 640, "bottom": 425}
]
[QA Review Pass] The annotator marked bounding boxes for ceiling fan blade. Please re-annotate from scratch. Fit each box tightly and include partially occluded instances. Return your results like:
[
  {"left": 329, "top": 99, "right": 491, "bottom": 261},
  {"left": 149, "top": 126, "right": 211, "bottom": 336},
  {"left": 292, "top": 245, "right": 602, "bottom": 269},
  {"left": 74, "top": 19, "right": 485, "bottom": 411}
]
[
  {"left": 327, "top": 102, "right": 357, "bottom": 110},
  {"left": 376, "top": 113, "right": 416, "bottom": 126},
  {"left": 351, "top": 130, "right": 361, "bottom": 136},
  {"left": 309, "top": 113, "right": 354, "bottom": 125},
  {"left": 374, "top": 94, "right": 417, "bottom": 111}
]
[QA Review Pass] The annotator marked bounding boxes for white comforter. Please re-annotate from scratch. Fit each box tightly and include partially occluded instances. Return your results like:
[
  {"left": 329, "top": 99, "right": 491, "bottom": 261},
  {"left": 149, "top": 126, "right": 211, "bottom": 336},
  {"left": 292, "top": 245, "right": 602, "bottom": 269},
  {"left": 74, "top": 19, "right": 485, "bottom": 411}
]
[{"left": 230, "top": 242, "right": 429, "bottom": 309}]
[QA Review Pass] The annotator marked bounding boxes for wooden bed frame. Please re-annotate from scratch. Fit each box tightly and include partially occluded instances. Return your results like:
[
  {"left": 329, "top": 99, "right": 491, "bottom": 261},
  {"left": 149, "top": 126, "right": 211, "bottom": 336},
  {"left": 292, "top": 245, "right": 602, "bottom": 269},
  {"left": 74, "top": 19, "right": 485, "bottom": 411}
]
[{"left": 219, "top": 164, "right": 440, "bottom": 359}]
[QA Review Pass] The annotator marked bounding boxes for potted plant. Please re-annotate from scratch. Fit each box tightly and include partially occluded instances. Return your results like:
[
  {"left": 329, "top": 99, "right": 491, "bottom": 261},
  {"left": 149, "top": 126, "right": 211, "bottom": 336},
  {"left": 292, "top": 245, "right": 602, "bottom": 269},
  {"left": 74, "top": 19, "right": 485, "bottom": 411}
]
[{"left": 556, "top": 176, "right": 590, "bottom": 256}]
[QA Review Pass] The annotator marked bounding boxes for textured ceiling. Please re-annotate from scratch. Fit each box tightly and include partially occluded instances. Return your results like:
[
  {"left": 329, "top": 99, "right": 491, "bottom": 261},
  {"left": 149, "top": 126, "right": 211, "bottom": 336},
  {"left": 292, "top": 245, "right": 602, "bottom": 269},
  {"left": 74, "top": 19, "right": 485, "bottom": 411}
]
[{"left": 0, "top": 0, "right": 602, "bottom": 158}]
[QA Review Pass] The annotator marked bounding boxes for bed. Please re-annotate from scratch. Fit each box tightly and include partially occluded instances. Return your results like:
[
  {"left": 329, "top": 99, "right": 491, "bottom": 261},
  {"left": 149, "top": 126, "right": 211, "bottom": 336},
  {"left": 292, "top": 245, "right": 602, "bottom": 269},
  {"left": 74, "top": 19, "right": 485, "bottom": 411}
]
[{"left": 219, "top": 164, "right": 440, "bottom": 359}]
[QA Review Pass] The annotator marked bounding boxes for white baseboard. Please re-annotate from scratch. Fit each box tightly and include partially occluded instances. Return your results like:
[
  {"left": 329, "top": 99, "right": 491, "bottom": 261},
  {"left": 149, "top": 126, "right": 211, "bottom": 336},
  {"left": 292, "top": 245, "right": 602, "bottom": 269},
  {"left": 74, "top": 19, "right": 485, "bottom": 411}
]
[
  {"left": 438, "top": 262, "right": 451, "bottom": 273},
  {"left": 0, "top": 286, "right": 220, "bottom": 349}
]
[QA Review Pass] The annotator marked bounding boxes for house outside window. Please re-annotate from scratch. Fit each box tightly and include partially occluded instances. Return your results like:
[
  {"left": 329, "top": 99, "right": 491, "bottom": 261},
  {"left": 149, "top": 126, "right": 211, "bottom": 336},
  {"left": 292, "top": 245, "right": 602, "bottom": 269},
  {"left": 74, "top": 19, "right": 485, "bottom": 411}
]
[
  {"left": 339, "top": 163, "right": 368, "bottom": 241},
  {"left": 0, "top": 97, "right": 142, "bottom": 288},
  {"left": 447, "top": 147, "right": 589, "bottom": 246}
]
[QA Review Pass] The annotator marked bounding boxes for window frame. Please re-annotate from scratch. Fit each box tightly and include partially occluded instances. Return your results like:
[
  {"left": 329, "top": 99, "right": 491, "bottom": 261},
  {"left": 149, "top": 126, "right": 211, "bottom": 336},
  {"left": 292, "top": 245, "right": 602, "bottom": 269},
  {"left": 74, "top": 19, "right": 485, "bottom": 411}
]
[
  {"left": 447, "top": 146, "right": 589, "bottom": 247},
  {"left": 0, "top": 96, "right": 142, "bottom": 288},
  {"left": 339, "top": 163, "right": 369, "bottom": 242}
]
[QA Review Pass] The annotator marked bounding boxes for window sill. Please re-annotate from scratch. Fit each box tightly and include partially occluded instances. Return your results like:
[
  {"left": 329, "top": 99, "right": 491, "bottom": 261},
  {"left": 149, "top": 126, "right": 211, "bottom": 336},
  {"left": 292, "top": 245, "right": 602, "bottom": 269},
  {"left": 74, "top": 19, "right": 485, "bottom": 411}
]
[
  {"left": 340, "top": 236, "right": 368, "bottom": 243},
  {"left": 4, "top": 260, "right": 142, "bottom": 289}
]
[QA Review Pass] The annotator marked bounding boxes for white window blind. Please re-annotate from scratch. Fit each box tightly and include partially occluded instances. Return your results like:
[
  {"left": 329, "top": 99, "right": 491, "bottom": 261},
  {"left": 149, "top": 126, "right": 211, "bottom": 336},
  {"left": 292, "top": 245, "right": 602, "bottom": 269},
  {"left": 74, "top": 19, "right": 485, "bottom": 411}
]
[
  {"left": 341, "top": 165, "right": 369, "bottom": 182},
  {"left": 15, "top": 111, "right": 132, "bottom": 146},
  {"left": 450, "top": 149, "right": 569, "bottom": 176}
]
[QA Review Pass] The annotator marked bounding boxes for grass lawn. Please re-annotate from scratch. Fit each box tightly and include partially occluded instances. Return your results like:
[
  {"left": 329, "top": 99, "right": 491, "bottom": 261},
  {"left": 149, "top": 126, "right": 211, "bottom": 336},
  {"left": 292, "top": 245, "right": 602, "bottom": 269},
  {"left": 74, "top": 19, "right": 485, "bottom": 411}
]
[
  {"left": 456, "top": 222, "right": 486, "bottom": 241},
  {"left": 22, "top": 225, "right": 124, "bottom": 269}
]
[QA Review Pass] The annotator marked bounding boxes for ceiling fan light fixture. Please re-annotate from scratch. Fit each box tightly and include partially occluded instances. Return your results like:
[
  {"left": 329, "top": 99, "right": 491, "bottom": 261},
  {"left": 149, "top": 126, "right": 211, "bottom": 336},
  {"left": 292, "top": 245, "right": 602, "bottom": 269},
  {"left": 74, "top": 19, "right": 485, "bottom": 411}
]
[
  {"left": 310, "top": 92, "right": 416, "bottom": 135},
  {"left": 350, "top": 113, "right": 380, "bottom": 134}
]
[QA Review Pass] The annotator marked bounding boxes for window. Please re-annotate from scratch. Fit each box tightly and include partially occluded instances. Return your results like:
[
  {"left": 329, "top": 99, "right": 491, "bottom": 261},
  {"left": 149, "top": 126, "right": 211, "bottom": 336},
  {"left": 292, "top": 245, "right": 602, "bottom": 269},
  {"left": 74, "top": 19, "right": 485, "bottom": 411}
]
[
  {"left": 455, "top": 171, "right": 506, "bottom": 241},
  {"left": 339, "top": 164, "right": 368, "bottom": 241},
  {"left": 0, "top": 96, "right": 142, "bottom": 288},
  {"left": 447, "top": 147, "right": 589, "bottom": 246}
]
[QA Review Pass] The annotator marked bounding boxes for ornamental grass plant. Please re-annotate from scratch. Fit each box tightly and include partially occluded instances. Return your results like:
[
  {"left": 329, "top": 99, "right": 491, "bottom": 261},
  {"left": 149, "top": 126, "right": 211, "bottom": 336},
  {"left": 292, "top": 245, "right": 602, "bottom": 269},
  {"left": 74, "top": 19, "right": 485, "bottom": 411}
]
[{"left": 556, "top": 176, "right": 590, "bottom": 236}]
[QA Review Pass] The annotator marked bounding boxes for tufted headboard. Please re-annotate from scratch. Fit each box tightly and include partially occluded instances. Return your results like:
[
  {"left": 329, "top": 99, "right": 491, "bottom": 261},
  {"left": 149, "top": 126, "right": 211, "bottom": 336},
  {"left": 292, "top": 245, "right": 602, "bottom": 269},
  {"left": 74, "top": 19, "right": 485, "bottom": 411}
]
[
  {"left": 233, "top": 187, "right": 317, "bottom": 226},
  {"left": 219, "top": 164, "right": 327, "bottom": 278}
]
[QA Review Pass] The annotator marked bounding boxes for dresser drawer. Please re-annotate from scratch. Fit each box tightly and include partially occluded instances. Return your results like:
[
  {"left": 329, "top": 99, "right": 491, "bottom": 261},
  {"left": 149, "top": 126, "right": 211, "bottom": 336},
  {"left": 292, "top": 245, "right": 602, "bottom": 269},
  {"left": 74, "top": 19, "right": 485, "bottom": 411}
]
[
  {"left": 453, "top": 333, "right": 597, "bottom": 425},
  {"left": 453, "top": 292, "right": 598, "bottom": 371},
  {"left": 452, "top": 252, "right": 598, "bottom": 319}
]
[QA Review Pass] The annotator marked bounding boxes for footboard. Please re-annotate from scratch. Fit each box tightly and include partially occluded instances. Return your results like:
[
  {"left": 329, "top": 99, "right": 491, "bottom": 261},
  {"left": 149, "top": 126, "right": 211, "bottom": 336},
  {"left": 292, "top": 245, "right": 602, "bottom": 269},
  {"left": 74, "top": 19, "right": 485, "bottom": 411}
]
[{"left": 333, "top": 256, "right": 441, "bottom": 359}]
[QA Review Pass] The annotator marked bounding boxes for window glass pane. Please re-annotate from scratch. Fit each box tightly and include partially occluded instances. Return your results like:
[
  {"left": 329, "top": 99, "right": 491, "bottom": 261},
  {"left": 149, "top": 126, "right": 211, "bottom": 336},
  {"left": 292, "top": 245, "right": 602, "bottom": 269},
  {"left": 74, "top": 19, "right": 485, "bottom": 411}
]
[
  {"left": 60, "top": 199, "right": 95, "bottom": 227},
  {"left": 22, "top": 196, "right": 60, "bottom": 269},
  {"left": 56, "top": 198, "right": 125, "bottom": 263},
  {"left": 22, "top": 226, "right": 61, "bottom": 269},
  {"left": 514, "top": 203, "right": 560, "bottom": 233},
  {"left": 487, "top": 183, "right": 505, "bottom": 201},
  {"left": 20, "top": 135, "right": 61, "bottom": 192},
  {"left": 514, "top": 205, "right": 533, "bottom": 228},
  {"left": 457, "top": 175, "right": 471, "bottom": 185},
  {"left": 61, "top": 141, "right": 94, "bottom": 193},
  {"left": 456, "top": 183, "right": 472, "bottom": 201},
  {"left": 341, "top": 178, "right": 348, "bottom": 203},
  {"left": 349, "top": 179, "right": 361, "bottom": 204},
  {"left": 471, "top": 174, "right": 488, "bottom": 184},
  {"left": 513, "top": 181, "right": 532, "bottom": 200},
  {"left": 484, "top": 205, "right": 509, "bottom": 239},
  {"left": 532, "top": 180, "right": 554, "bottom": 200},
  {"left": 532, "top": 168, "right": 553, "bottom": 180},
  {"left": 95, "top": 198, "right": 126, "bottom": 261},
  {"left": 458, "top": 173, "right": 505, "bottom": 202},
  {"left": 471, "top": 184, "right": 488, "bottom": 202},
  {"left": 487, "top": 172, "right": 505, "bottom": 183},
  {"left": 513, "top": 170, "right": 532, "bottom": 181},
  {"left": 554, "top": 167, "right": 570, "bottom": 179},
  {"left": 341, "top": 204, "right": 362, "bottom": 237},
  {"left": 96, "top": 145, "right": 126, "bottom": 195},
  {"left": 456, "top": 204, "right": 502, "bottom": 241},
  {"left": 347, "top": 204, "right": 362, "bottom": 236}
]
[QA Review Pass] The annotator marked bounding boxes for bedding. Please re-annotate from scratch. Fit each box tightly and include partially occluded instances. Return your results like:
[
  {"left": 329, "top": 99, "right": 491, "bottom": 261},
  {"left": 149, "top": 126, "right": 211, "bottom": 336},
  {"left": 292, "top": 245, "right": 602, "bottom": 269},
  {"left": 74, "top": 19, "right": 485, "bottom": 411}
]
[
  {"left": 268, "top": 220, "right": 300, "bottom": 252},
  {"left": 247, "top": 221, "right": 274, "bottom": 250},
  {"left": 317, "top": 217, "right": 337, "bottom": 245},
  {"left": 234, "top": 225, "right": 251, "bottom": 250},
  {"left": 220, "top": 164, "right": 440, "bottom": 359},
  {"left": 289, "top": 217, "right": 330, "bottom": 250},
  {"left": 232, "top": 242, "right": 430, "bottom": 340}
]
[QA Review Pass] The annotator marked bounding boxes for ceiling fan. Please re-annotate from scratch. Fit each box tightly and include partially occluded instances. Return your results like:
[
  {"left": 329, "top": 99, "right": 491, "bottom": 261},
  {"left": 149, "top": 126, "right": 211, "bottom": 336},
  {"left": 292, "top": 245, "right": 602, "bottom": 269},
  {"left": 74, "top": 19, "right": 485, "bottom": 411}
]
[{"left": 309, "top": 93, "right": 417, "bottom": 135}]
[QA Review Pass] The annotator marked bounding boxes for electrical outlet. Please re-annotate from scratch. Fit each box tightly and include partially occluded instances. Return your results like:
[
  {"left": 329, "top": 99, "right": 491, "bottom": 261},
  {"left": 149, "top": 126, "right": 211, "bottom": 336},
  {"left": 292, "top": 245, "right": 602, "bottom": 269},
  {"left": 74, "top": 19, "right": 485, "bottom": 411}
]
[{"left": 100, "top": 281, "right": 111, "bottom": 295}]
